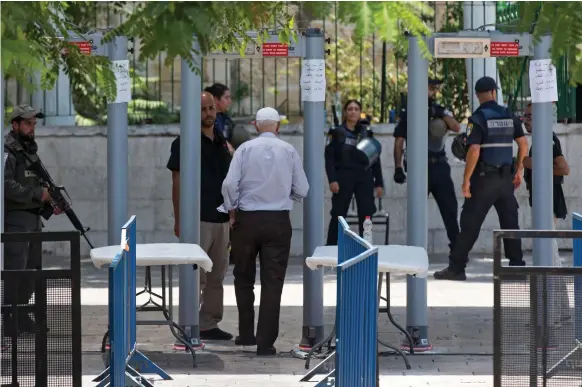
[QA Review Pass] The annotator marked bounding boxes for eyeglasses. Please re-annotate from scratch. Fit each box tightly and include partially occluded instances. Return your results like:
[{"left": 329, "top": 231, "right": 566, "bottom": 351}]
[{"left": 523, "top": 114, "right": 532, "bottom": 119}]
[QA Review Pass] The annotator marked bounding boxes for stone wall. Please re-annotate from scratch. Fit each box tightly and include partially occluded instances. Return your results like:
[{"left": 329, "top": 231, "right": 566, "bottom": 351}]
[{"left": 14, "top": 122, "right": 582, "bottom": 257}]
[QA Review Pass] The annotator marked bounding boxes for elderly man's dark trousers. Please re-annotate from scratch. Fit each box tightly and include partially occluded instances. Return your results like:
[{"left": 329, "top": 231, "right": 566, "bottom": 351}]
[
  {"left": 3, "top": 211, "right": 42, "bottom": 311},
  {"left": 231, "top": 210, "right": 292, "bottom": 349},
  {"left": 449, "top": 173, "right": 524, "bottom": 272}
]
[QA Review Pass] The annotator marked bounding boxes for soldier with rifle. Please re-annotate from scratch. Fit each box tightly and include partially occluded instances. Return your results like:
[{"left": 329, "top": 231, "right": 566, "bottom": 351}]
[{"left": 3, "top": 105, "right": 93, "bottom": 336}]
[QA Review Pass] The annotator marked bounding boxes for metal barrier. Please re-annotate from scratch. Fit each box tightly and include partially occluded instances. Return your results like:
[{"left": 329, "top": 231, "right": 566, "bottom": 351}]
[
  {"left": 311, "top": 217, "right": 378, "bottom": 387},
  {"left": 335, "top": 217, "right": 379, "bottom": 387},
  {"left": 94, "top": 216, "right": 170, "bottom": 387},
  {"left": 0, "top": 231, "right": 82, "bottom": 387},
  {"left": 493, "top": 225, "right": 582, "bottom": 387}
]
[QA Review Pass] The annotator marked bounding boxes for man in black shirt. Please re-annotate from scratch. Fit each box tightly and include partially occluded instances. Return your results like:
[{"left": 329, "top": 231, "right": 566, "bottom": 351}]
[
  {"left": 167, "top": 92, "right": 233, "bottom": 342},
  {"left": 522, "top": 102, "right": 571, "bottom": 322},
  {"left": 522, "top": 103, "right": 570, "bottom": 220}
]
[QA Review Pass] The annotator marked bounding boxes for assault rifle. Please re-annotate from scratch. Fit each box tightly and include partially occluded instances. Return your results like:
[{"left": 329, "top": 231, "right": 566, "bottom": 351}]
[{"left": 26, "top": 159, "right": 95, "bottom": 249}]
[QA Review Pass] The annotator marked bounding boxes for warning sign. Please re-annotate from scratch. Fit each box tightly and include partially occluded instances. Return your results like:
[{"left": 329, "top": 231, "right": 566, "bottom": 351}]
[
  {"left": 262, "top": 42, "right": 288, "bottom": 57},
  {"left": 489, "top": 41, "right": 519, "bottom": 57},
  {"left": 68, "top": 41, "right": 92, "bottom": 55}
]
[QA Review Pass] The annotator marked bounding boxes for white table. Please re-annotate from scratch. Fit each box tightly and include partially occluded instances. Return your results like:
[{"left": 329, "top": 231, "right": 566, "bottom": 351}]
[
  {"left": 90, "top": 243, "right": 212, "bottom": 271},
  {"left": 305, "top": 245, "right": 429, "bottom": 277},
  {"left": 305, "top": 244, "right": 429, "bottom": 370},
  {"left": 90, "top": 243, "right": 212, "bottom": 362}
]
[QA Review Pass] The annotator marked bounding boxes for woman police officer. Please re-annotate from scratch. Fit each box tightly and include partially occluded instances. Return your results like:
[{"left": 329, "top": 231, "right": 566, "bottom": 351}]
[{"left": 325, "top": 99, "right": 384, "bottom": 245}]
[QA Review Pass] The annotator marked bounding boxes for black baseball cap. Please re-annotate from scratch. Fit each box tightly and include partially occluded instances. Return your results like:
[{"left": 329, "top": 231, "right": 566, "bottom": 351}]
[
  {"left": 428, "top": 78, "right": 443, "bottom": 86},
  {"left": 474, "top": 76, "right": 499, "bottom": 93}
]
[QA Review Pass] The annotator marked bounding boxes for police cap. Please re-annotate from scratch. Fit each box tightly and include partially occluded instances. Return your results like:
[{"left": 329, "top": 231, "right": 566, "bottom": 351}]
[
  {"left": 474, "top": 76, "right": 499, "bottom": 93},
  {"left": 10, "top": 104, "right": 44, "bottom": 122}
]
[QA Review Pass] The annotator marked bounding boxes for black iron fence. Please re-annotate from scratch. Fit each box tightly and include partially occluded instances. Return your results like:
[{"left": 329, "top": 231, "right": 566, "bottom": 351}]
[
  {"left": 1, "top": 231, "right": 82, "bottom": 387},
  {"left": 493, "top": 229, "right": 582, "bottom": 387},
  {"left": 3, "top": 2, "right": 577, "bottom": 126}
]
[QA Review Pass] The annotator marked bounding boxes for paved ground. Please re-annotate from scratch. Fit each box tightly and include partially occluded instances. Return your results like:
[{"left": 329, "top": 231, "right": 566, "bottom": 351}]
[{"left": 13, "top": 251, "right": 582, "bottom": 386}]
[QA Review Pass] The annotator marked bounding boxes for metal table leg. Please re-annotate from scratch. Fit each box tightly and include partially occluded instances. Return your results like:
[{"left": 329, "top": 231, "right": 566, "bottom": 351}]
[
  {"left": 378, "top": 272, "right": 414, "bottom": 354},
  {"left": 100, "top": 265, "right": 198, "bottom": 368},
  {"left": 377, "top": 272, "right": 412, "bottom": 369},
  {"left": 136, "top": 266, "right": 165, "bottom": 311},
  {"left": 165, "top": 265, "right": 198, "bottom": 367}
]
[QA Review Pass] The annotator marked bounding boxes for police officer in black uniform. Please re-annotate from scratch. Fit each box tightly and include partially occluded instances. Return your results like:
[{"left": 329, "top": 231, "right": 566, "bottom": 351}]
[
  {"left": 3, "top": 104, "right": 57, "bottom": 334},
  {"left": 393, "top": 79, "right": 461, "bottom": 257},
  {"left": 435, "top": 77, "right": 529, "bottom": 281},
  {"left": 204, "top": 83, "right": 238, "bottom": 154},
  {"left": 325, "top": 99, "right": 384, "bottom": 245}
]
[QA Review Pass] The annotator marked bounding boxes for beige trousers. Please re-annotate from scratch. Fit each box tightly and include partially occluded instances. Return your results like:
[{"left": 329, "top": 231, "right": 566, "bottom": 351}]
[{"left": 199, "top": 221, "right": 230, "bottom": 331}]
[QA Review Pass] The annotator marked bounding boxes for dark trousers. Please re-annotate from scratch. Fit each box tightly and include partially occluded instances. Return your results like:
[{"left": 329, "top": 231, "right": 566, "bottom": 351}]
[
  {"left": 326, "top": 169, "right": 376, "bottom": 245},
  {"left": 231, "top": 210, "right": 292, "bottom": 348},
  {"left": 3, "top": 211, "right": 42, "bottom": 308},
  {"left": 450, "top": 173, "right": 524, "bottom": 271},
  {"left": 428, "top": 161, "right": 459, "bottom": 253}
]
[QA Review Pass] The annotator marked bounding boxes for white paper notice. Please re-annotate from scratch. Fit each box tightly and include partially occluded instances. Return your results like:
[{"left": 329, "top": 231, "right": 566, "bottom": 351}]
[
  {"left": 301, "top": 59, "right": 326, "bottom": 102},
  {"left": 111, "top": 59, "right": 132, "bottom": 104},
  {"left": 529, "top": 59, "right": 558, "bottom": 103}
]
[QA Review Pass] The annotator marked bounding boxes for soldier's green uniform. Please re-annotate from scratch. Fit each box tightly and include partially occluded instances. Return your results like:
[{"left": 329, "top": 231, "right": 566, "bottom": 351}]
[{"left": 3, "top": 105, "right": 46, "bottom": 334}]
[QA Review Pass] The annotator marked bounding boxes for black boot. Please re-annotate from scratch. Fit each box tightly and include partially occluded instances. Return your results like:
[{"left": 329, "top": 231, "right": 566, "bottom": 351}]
[{"left": 434, "top": 266, "right": 466, "bottom": 281}]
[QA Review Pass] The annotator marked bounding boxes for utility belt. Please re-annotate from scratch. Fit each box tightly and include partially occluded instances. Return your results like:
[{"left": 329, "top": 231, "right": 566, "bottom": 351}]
[
  {"left": 477, "top": 162, "right": 514, "bottom": 177},
  {"left": 404, "top": 154, "right": 447, "bottom": 172},
  {"left": 6, "top": 207, "right": 43, "bottom": 216},
  {"left": 335, "top": 164, "right": 369, "bottom": 173},
  {"left": 428, "top": 155, "right": 448, "bottom": 164}
]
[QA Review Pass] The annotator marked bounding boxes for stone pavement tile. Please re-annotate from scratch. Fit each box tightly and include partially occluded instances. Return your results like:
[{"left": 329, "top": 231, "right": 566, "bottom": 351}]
[
  {"left": 81, "top": 303, "right": 495, "bottom": 355},
  {"left": 82, "top": 374, "right": 494, "bottom": 387},
  {"left": 81, "top": 256, "right": 500, "bottom": 354},
  {"left": 82, "top": 353, "right": 494, "bottom": 386},
  {"left": 79, "top": 252, "right": 576, "bottom": 385}
]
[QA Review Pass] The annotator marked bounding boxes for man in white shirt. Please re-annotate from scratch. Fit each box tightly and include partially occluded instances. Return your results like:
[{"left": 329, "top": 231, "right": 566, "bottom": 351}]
[{"left": 221, "top": 107, "right": 309, "bottom": 356}]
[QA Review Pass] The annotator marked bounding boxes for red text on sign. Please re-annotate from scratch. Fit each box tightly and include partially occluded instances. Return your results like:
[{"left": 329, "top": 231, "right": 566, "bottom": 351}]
[
  {"left": 68, "top": 41, "right": 92, "bottom": 55},
  {"left": 262, "top": 43, "right": 289, "bottom": 57},
  {"left": 489, "top": 42, "right": 519, "bottom": 57}
]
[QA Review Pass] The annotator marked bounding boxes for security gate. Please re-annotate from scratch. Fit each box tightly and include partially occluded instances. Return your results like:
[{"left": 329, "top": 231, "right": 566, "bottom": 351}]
[
  {"left": 1, "top": 231, "right": 82, "bottom": 387},
  {"left": 493, "top": 227, "right": 582, "bottom": 386}
]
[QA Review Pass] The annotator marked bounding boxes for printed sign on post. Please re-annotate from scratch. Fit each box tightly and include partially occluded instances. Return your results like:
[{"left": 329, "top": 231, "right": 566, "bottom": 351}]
[
  {"left": 262, "top": 42, "right": 289, "bottom": 57},
  {"left": 489, "top": 42, "right": 519, "bottom": 57},
  {"left": 529, "top": 59, "right": 558, "bottom": 103},
  {"left": 110, "top": 60, "right": 132, "bottom": 104},
  {"left": 300, "top": 59, "right": 326, "bottom": 102},
  {"left": 68, "top": 41, "right": 92, "bottom": 55}
]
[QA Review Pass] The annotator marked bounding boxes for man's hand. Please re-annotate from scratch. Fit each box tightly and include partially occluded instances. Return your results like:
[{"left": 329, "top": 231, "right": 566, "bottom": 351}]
[
  {"left": 462, "top": 180, "right": 471, "bottom": 198},
  {"left": 375, "top": 187, "right": 384, "bottom": 198},
  {"left": 41, "top": 189, "right": 51, "bottom": 202},
  {"left": 394, "top": 167, "right": 406, "bottom": 184},
  {"left": 174, "top": 222, "right": 180, "bottom": 238},
  {"left": 431, "top": 105, "right": 447, "bottom": 118},
  {"left": 53, "top": 207, "right": 63, "bottom": 215},
  {"left": 329, "top": 182, "right": 340, "bottom": 194},
  {"left": 226, "top": 141, "right": 235, "bottom": 156},
  {"left": 229, "top": 210, "right": 236, "bottom": 229},
  {"left": 523, "top": 156, "right": 532, "bottom": 170},
  {"left": 513, "top": 173, "right": 522, "bottom": 190}
]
